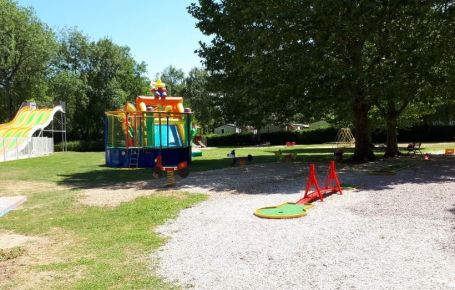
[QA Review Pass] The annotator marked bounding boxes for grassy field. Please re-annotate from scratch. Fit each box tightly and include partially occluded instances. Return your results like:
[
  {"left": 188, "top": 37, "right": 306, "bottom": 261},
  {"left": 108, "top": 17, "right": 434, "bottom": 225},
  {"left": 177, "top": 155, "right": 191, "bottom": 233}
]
[
  {"left": 0, "top": 142, "right": 453, "bottom": 288},
  {"left": 0, "top": 153, "right": 206, "bottom": 289}
]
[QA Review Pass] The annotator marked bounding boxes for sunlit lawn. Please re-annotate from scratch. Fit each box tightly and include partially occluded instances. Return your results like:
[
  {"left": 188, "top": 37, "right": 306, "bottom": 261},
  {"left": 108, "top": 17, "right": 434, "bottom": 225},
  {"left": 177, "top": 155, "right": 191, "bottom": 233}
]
[{"left": 0, "top": 142, "right": 453, "bottom": 288}]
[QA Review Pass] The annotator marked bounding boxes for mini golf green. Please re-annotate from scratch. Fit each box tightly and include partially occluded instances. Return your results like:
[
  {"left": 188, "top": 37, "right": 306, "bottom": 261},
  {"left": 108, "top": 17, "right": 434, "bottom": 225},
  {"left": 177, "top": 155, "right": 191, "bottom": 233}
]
[{"left": 254, "top": 203, "right": 314, "bottom": 219}]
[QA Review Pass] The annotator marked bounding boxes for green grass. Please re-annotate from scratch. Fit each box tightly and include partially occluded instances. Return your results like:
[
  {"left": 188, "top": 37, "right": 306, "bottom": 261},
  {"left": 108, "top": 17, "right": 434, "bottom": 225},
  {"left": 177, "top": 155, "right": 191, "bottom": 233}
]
[
  {"left": 0, "top": 153, "right": 205, "bottom": 289},
  {"left": 0, "top": 142, "right": 453, "bottom": 288},
  {"left": 1, "top": 191, "right": 204, "bottom": 289}
]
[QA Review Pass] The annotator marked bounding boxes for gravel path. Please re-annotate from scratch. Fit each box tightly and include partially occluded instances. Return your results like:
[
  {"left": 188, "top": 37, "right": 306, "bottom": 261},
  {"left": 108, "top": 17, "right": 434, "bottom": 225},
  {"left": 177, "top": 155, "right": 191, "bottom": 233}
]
[{"left": 155, "top": 158, "right": 455, "bottom": 289}]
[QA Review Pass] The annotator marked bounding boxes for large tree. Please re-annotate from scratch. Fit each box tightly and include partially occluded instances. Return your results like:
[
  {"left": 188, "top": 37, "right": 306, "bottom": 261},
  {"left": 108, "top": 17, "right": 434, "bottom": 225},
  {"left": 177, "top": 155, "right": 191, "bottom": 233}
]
[
  {"left": 188, "top": 0, "right": 300, "bottom": 139},
  {"left": 366, "top": 2, "right": 455, "bottom": 157},
  {"left": 0, "top": 0, "right": 56, "bottom": 121},
  {"left": 184, "top": 67, "right": 222, "bottom": 132},
  {"left": 155, "top": 66, "right": 186, "bottom": 96},
  {"left": 50, "top": 30, "right": 148, "bottom": 140},
  {"left": 189, "top": 0, "right": 455, "bottom": 161}
]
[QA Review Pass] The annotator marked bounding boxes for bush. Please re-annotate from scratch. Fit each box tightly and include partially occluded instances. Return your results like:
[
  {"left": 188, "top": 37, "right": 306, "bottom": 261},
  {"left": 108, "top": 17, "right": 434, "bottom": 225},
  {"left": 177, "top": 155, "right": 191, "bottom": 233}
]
[
  {"left": 262, "top": 127, "right": 338, "bottom": 145},
  {"left": 55, "top": 140, "right": 104, "bottom": 152},
  {"left": 372, "top": 125, "right": 455, "bottom": 143},
  {"left": 205, "top": 127, "right": 338, "bottom": 146},
  {"left": 205, "top": 132, "right": 256, "bottom": 146}
]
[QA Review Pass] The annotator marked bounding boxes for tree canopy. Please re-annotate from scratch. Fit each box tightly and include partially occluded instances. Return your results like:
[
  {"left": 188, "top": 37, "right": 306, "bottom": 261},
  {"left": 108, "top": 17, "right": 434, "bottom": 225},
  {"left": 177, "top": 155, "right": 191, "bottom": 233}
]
[
  {"left": 0, "top": 0, "right": 149, "bottom": 141},
  {"left": 0, "top": 0, "right": 56, "bottom": 121},
  {"left": 50, "top": 30, "right": 148, "bottom": 140},
  {"left": 189, "top": 0, "right": 455, "bottom": 161}
]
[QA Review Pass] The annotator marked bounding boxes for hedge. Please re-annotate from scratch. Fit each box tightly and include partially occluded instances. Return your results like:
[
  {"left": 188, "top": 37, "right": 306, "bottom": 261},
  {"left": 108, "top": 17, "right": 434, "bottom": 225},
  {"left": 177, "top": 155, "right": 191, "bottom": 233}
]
[
  {"left": 54, "top": 140, "right": 104, "bottom": 152},
  {"left": 206, "top": 125, "right": 455, "bottom": 147},
  {"left": 372, "top": 125, "right": 455, "bottom": 143},
  {"left": 205, "top": 127, "right": 338, "bottom": 146},
  {"left": 54, "top": 125, "right": 454, "bottom": 150}
]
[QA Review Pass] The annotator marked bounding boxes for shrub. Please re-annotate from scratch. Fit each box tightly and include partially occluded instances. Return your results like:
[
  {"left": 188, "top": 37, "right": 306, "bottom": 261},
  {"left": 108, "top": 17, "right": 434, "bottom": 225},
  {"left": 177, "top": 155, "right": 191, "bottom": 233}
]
[
  {"left": 205, "top": 127, "right": 338, "bottom": 146},
  {"left": 55, "top": 140, "right": 104, "bottom": 152},
  {"left": 262, "top": 127, "right": 338, "bottom": 145},
  {"left": 205, "top": 132, "right": 256, "bottom": 146},
  {"left": 372, "top": 125, "right": 455, "bottom": 143}
]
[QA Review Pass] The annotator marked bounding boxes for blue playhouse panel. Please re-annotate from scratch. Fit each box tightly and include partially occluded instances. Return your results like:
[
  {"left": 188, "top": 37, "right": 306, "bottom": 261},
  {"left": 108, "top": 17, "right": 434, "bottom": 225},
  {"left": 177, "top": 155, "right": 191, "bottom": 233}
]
[
  {"left": 105, "top": 147, "right": 191, "bottom": 168},
  {"left": 154, "top": 125, "right": 182, "bottom": 147}
]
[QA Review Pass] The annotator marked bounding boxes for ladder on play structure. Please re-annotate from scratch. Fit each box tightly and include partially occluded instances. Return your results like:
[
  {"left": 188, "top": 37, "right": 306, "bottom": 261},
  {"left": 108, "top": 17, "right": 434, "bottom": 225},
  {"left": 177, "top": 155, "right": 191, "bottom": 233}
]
[{"left": 128, "top": 149, "right": 140, "bottom": 169}]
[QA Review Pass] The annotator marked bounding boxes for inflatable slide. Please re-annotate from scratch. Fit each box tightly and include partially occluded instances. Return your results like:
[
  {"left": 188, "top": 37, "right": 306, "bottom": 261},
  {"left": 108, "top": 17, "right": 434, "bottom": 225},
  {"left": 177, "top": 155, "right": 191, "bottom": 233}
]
[{"left": 0, "top": 103, "right": 64, "bottom": 157}]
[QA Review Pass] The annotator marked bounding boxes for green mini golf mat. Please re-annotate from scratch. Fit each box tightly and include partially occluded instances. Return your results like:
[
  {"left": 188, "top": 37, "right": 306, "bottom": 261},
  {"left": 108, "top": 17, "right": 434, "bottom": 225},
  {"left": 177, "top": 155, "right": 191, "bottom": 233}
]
[{"left": 254, "top": 203, "right": 314, "bottom": 219}]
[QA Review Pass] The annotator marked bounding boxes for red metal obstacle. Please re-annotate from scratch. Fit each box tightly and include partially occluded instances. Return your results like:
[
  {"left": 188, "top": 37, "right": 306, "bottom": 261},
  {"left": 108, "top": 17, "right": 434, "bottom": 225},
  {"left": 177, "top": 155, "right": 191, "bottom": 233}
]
[{"left": 297, "top": 160, "right": 342, "bottom": 204}]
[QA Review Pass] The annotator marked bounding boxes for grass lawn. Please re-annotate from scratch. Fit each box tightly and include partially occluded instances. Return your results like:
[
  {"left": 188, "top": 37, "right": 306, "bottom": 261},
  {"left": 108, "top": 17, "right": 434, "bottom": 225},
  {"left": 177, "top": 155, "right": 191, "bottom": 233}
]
[
  {"left": 0, "top": 153, "right": 205, "bottom": 289},
  {"left": 0, "top": 142, "right": 453, "bottom": 288}
]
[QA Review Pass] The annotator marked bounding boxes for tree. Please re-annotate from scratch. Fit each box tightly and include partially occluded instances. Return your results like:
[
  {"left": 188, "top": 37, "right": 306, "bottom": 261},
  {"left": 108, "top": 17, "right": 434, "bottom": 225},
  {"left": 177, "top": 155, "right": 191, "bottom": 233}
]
[
  {"left": 189, "top": 0, "right": 377, "bottom": 158},
  {"left": 188, "top": 0, "right": 300, "bottom": 141},
  {"left": 366, "top": 2, "right": 455, "bottom": 157},
  {"left": 50, "top": 30, "right": 148, "bottom": 140},
  {"left": 0, "top": 0, "right": 56, "bottom": 121},
  {"left": 155, "top": 66, "right": 186, "bottom": 96},
  {"left": 184, "top": 67, "right": 222, "bottom": 132},
  {"left": 189, "top": 0, "right": 455, "bottom": 161}
]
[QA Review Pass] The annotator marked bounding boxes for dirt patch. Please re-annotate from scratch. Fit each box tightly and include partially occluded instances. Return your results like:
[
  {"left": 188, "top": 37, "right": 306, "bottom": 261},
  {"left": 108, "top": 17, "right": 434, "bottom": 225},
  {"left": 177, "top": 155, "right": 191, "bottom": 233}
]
[
  {"left": 0, "top": 181, "right": 67, "bottom": 197},
  {"left": 80, "top": 187, "right": 156, "bottom": 207},
  {"left": 78, "top": 162, "right": 315, "bottom": 207},
  {"left": 79, "top": 181, "right": 189, "bottom": 207},
  {"left": 0, "top": 228, "right": 87, "bottom": 289},
  {"left": 0, "top": 232, "right": 36, "bottom": 249}
]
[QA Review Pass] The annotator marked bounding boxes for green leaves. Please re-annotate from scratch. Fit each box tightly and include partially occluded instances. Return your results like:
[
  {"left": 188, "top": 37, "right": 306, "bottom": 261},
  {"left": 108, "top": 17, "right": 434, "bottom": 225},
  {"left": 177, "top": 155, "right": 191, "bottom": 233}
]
[
  {"left": 51, "top": 30, "right": 148, "bottom": 140},
  {"left": 0, "top": 0, "right": 56, "bottom": 121},
  {"left": 189, "top": 0, "right": 455, "bottom": 158},
  {"left": 155, "top": 65, "right": 185, "bottom": 96}
]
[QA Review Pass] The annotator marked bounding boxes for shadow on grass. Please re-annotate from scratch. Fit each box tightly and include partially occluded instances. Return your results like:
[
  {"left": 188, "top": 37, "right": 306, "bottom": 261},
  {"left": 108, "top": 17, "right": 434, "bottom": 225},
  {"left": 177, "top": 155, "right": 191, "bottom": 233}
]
[
  {"left": 57, "top": 153, "right": 333, "bottom": 190},
  {"left": 58, "top": 151, "right": 454, "bottom": 197},
  {"left": 180, "top": 157, "right": 454, "bottom": 195}
]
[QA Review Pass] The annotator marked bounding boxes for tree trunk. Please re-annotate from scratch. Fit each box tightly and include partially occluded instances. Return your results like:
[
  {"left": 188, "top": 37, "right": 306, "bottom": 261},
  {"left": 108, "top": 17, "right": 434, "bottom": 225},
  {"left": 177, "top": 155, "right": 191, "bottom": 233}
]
[
  {"left": 383, "top": 99, "right": 403, "bottom": 157},
  {"left": 352, "top": 101, "right": 375, "bottom": 162},
  {"left": 384, "top": 112, "right": 400, "bottom": 157},
  {"left": 256, "top": 127, "right": 261, "bottom": 144}
]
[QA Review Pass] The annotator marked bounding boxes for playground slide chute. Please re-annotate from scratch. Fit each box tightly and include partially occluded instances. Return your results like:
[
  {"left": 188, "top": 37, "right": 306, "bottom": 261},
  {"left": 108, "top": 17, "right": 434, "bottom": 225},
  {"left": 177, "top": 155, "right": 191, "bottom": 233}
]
[{"left": 0, "top": 105, "right": 64, "bottom": 154}]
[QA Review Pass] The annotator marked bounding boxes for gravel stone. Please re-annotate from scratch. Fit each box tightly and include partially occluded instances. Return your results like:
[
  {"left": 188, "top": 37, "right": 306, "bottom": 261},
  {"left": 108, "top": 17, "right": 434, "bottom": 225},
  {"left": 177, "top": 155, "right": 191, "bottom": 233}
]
[{"left": 155, "top": 158, "right": 455, "bottom": 290}]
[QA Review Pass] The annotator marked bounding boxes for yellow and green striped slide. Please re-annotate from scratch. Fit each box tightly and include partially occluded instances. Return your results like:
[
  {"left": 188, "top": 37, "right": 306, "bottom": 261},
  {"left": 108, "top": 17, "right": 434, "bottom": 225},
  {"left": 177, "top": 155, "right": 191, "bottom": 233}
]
[{"left": 0, "top": 105, "right": 64, "bottom": 154}]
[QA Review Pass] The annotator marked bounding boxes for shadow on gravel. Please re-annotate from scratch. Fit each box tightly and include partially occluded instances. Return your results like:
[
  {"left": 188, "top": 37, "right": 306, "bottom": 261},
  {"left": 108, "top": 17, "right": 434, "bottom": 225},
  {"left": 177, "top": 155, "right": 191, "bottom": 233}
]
[
  {"left": 57, "top": 155, "right": 454, "bottom": 196},
  {"left": 449, "top": 205, "right": 455, "bottom": 229},
  {"left": 358, "top": 157, "right": 455, "bottom": 192}
]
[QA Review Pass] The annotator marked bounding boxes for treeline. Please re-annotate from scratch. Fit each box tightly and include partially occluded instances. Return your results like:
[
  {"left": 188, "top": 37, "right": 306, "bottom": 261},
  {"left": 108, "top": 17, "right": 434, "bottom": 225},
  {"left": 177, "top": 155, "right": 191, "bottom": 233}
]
[
  {"left": 0, "top": 0, "right": 222, "bottom": 142},
  {"left": 0, "top": 0, "right": 152, "bottom": 141}
]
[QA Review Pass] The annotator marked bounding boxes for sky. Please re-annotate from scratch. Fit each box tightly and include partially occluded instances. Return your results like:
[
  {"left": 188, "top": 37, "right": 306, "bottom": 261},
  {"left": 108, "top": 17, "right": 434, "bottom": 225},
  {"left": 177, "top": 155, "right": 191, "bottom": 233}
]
[{"left": 17, "top": 0, "right": 208, "bottom": 78}]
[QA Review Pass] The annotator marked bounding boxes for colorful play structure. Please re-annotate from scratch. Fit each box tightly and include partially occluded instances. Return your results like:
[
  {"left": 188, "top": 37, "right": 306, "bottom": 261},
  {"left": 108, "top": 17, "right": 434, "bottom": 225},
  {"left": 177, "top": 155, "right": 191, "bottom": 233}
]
[
  {"left": 0, "top": 102, "right": 66, "bottom": 162},
  {"left": 104, "top": 80, "right": 193, "bottom": 177},
  {"left": 254, "top": 160, "right": 343, "bottom": 219}
]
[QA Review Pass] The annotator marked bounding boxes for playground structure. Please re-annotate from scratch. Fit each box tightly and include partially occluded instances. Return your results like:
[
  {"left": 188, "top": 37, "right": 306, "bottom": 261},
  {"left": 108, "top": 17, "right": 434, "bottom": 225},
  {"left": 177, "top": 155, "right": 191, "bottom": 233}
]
[
  {"left": 0, "top": 102, "right": 66, "bottom": 162},
  {"left": 104, "top": 81, "right": 192, "bottom": 177},
  {"left": 191, "top": 126, "right": 204, "bottom": 157},
  {"left": 335, "top": 128, "right": 355, "bottom": 146},
  {"left": 254, "top": 161, "right": 343, "bottom": 219}
]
